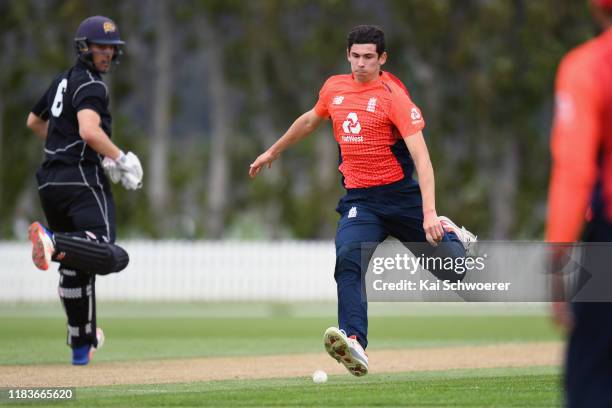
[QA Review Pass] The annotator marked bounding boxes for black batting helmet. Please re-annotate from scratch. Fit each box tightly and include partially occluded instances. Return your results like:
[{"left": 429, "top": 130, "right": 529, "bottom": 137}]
[{"left": 74, "top": 16, "right": 125, "bottom": 71}]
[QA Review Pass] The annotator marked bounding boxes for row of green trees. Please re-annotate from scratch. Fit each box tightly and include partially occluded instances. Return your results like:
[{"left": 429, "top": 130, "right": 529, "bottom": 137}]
[{"left": 0, "top": 0, "right": 597, "bottom": 239}]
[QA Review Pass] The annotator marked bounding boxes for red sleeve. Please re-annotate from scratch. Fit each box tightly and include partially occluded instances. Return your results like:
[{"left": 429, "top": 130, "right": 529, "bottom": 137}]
[
  {"left": 388, "top": 86, "right": 425, "bottom": 138},
  {"left": 313, "top": 77, "right": 333, "bottom": 118},
  {"left": 546, "top": 52, "right": 602, "bottom": 242}
]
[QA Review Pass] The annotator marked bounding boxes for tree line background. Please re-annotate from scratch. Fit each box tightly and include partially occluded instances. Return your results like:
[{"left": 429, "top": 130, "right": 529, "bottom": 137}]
[{"left": 0, "top": 0, "right": 597, "bottom": 240}]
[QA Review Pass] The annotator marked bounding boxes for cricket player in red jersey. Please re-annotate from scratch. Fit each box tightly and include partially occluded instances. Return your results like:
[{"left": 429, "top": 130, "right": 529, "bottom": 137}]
[
  {"left": 547, "top": 1, "right": 612, "bottom": 405},
  {"left": 250, "top": 25, "right": 476, "bottom": 376}
]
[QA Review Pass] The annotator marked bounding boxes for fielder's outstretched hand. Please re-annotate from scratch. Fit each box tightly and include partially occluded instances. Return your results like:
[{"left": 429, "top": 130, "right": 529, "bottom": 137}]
[{"left": 249, "top": 150, "right": 278, "bottom": 178}]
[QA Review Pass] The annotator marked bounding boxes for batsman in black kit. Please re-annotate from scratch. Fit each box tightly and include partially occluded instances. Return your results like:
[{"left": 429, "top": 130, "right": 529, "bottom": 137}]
[{"left": 26, "top": 16, "right": 143, "bottom": 365}]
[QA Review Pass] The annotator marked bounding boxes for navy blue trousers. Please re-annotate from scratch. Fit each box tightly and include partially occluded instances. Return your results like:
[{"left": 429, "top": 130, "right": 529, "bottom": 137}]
[
  {"left": 334, "top": 180, "right": 466, "bottom": 349},
  {"left": 565, "top": 219, "right": 612, "bottom": 408}
]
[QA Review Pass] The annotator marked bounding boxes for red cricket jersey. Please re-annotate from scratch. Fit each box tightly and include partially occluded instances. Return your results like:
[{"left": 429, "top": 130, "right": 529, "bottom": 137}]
[
  {"left": 547, "top": 29, "right": 612, "bottom": 242},
  {"left": 313, "top": 71, "right": 425, "bottom": 188}
]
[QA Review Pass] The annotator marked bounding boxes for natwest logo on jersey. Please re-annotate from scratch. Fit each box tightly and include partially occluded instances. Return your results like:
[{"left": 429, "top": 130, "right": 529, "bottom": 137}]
[{"left": 341, "top": 112, "right": 363, "bottom": 142}]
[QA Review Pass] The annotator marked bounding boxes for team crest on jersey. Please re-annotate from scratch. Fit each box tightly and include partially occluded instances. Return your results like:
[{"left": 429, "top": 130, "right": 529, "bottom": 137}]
[
  {"left": 332, "top": 96, "right": 344, "bottom": 105},
  {"left": 410, "top": 107, "right": 422, "bottom": 122},
  {"left": 366, "top": 98, "right": 377, "bottom": 112},
  {"left": 103, "top": 21, "right": 117, "bottom": 33}
]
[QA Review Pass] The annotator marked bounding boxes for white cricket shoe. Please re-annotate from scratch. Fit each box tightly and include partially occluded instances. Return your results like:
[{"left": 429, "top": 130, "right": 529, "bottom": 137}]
[
  {"left": 438, "top": 216, "right": 478, "bottom": 257},
  {"left": 28, "top": 222, "right": 55, "bottom": 271},
  {"left": 323, "top": 327, "right": 368, "bottom": 377}
]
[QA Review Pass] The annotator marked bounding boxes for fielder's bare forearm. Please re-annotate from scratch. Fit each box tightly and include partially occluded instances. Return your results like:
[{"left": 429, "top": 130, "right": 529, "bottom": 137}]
[
  {"left": 414, "top": 157, "right": 437, "bottom": 214},
  {"left": 268, "top": 109, "right": 323, "bottom": 156},
  {"left": 26, "top": 113, "right": 49, "bottom": 140},
  {"left": 249, "top": 109, "right": 325, "bottom": 177},
  {"left": 403, "top": 131, "right": 437, "bottom": 214}
]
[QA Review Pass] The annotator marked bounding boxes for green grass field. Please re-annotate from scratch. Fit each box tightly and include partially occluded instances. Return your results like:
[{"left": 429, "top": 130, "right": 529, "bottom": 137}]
[
  {"left": 0, "top": 303, "right": 563, "bottom": 407},
  {"left": 5, "top": 368, "right": 561, "bottom": 407}
]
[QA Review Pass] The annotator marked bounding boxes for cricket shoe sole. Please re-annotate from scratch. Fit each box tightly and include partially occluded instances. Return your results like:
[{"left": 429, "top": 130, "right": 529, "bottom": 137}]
[
  {"left": 28, "top": 222, "right": 54, "bottom": 271},
  {"left": 323, "top": 327, "right": 368, "bottom": 377}
]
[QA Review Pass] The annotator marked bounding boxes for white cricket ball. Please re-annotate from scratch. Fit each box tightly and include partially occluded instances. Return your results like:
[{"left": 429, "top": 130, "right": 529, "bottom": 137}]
[{"left": 312, "top": 369, "right": 328, "bottom": 384}]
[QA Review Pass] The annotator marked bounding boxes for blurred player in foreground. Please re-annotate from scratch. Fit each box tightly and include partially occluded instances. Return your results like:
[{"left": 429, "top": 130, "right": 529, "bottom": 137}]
[
  {"left": 546, "top": 0, "right": 612, "bottom": 407},
  {"left": 26, "top": 16, "right": 143, "bottom": 365},
  {"left": 547, "top": 1, "right": 612, "bottom": 406},
  {"left": 250, "top": 25, "right": 476, "bottom": 376}
]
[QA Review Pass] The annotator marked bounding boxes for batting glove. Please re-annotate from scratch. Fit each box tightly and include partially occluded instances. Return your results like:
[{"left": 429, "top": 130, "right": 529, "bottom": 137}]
[
  {"left": 102, "top": 156, "right": 122, "bottom": 184},
  {"left": 116, "top": 151, "right": 143, "bottom": 190}
]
